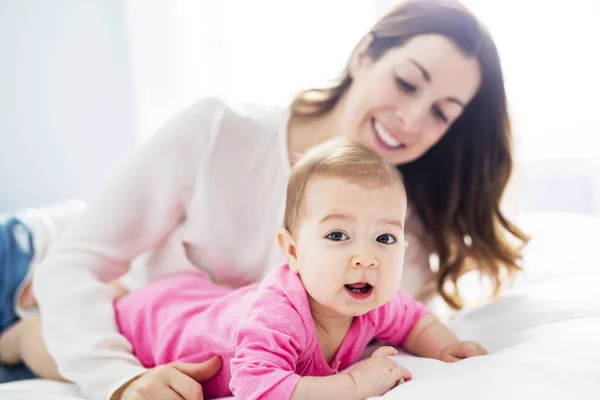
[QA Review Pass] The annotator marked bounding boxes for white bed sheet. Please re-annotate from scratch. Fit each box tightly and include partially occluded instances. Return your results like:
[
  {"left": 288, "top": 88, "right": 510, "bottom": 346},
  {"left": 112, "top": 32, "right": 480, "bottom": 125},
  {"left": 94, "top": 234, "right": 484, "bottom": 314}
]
[{"left": 1, "top": 212, "right": 599, "bottom": 400}]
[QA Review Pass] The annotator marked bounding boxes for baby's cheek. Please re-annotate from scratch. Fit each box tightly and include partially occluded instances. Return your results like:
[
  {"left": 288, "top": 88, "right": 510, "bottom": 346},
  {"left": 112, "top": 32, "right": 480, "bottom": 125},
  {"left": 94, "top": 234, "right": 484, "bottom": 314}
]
[
  {"left": 381, "top": 266, "right": 403, "bottom": 288},
  {"left": 377, "top": 279, "right": 400, "bottom": 304},
  {"left": 305, "top": 275, "right": 334, "bottom": 301}
]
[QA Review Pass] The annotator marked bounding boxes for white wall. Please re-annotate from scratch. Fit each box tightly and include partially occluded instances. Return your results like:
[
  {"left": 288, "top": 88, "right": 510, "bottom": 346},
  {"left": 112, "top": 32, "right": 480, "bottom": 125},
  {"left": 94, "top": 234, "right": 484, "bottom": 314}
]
[{"left": 0, "top": 0, "right": 137, "bottom": 212}]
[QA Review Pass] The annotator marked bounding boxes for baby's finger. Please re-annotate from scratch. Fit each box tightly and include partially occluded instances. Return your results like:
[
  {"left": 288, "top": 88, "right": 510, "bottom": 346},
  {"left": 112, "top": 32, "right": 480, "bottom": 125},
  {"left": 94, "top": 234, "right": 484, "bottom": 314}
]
[
  {"left": 391, "top": 366, "right": 412, "bottom": 383},
  {"left": 442, "top": 352, "right": 462, "bottom": 363},
  {"left": 463, "top": 346, "right": 479, "bottom": 358},
  {"left": 371, "top": 346, "right": 398, "bottom": 358},
  {"left": 477, "top": 345, "right": 488, "bottom": 356}
]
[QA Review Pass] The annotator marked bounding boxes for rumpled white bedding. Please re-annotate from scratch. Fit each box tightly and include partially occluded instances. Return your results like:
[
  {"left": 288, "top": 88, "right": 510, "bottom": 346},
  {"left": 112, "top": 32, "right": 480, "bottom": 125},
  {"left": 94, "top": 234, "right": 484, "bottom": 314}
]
[{"left": 1, "top": 212, "right": 599, "bottom": 400}]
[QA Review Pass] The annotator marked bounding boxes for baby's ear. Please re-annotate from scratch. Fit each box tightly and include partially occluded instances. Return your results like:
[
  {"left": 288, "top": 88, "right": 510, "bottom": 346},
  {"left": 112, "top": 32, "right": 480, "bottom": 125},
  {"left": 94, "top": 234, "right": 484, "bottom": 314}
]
[
  {"left": 404, "top": 241, "right": 409, "bottom": 252},
  {"left": 277, "top": 229, "right": 298, "bottom": 272}
]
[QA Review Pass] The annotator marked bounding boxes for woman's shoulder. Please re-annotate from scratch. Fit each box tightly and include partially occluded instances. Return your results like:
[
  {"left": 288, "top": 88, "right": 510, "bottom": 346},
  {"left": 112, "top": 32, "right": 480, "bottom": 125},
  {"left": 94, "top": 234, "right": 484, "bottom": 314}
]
[
  {"left": 157, "top": 96, "right": 290, "bottom": 167},
  {"left": 185, "top": 97, "right": 288, "bottom": 135},
  {"left": 193, "top": 97, "right": 291, "bottom": 167}
]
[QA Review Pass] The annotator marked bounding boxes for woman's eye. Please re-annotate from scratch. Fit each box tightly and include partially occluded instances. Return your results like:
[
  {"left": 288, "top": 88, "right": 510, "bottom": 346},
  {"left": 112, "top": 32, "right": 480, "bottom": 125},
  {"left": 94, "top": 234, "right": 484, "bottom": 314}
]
[
  {"left": 376, "top": 234, "right": 396, "bottom": 244},
  {"left": 432, "top": 106, "right": 449, "bottom": 123},
  {"left": 327, "top": 231, "right": 348, "bottom": 241},
  {"left": 396, "top": 77, "right": 417, "bottom": 94}
]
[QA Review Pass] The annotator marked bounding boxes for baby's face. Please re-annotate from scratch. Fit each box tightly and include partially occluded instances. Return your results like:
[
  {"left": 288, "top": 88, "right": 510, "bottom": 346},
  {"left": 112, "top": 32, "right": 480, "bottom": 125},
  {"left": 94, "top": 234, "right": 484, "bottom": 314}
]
[{"left": 286, "top": 176, "right": 407, "bottom": 317}]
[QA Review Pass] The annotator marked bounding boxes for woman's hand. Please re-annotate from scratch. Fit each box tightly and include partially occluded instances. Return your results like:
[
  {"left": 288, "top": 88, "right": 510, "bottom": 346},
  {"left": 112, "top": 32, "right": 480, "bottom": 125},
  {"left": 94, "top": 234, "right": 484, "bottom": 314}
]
[
  {"left": 112, "top": 356, "right": 222, "bottom": 400},
  {"left": 347, "top": 346, "right": 410, "bottom": 399}
]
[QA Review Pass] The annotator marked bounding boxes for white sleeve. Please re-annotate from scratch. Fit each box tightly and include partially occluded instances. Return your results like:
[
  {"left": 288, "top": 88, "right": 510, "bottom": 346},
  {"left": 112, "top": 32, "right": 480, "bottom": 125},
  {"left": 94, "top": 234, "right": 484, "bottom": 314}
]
[
  {"left": 117, "top": 252, "right": 150, "bottom": 292},
  {"left": 32, "top": 98, "right": 225, "bottom": 400}
]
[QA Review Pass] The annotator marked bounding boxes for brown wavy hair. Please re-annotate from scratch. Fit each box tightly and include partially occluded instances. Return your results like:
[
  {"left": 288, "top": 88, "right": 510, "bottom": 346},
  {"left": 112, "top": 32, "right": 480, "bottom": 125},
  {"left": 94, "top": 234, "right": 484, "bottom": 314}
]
[{"left": 290, "top": 0, "right": 529, "bottom": 309}]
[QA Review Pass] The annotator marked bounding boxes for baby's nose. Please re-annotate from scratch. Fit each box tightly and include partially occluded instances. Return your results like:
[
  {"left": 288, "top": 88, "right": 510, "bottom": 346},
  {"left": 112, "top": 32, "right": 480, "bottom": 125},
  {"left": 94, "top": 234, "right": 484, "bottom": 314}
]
[{"left": 350, "top": 254, "right": 378, "bottom": 269}]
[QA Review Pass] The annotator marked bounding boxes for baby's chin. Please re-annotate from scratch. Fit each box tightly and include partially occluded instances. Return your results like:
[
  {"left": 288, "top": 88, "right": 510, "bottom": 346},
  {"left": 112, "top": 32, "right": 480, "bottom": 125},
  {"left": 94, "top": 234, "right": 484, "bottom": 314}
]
[{"left": 338, "top": 300, "right": 389, "bottom": 317}]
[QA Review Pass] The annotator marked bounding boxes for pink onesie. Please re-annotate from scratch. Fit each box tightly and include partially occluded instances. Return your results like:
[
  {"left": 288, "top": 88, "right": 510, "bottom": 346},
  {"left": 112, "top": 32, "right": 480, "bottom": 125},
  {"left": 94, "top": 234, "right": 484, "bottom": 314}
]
[{"left": 115, "top": 264, "right": 428, "bottom": 399}]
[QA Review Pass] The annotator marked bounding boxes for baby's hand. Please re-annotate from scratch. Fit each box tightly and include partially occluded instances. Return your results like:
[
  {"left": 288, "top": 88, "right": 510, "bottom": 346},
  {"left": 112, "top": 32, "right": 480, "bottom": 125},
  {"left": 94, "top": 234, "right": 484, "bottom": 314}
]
[
  {"left": 348, "top": 346, "right": 411, "bottom": 400},
  {"left": 439, "top": 340, "right": 488, "bottom": 362}
]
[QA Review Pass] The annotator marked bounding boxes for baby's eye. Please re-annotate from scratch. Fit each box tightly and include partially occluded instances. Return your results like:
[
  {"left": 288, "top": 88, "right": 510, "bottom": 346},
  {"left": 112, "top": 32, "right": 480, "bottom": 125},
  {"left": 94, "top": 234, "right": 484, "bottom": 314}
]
[
  {"left": 376, "top": 234, "right": 396, "bottom": 244},
  {"left": 327, "top": 231, "right": 348, "bottom": 241}
]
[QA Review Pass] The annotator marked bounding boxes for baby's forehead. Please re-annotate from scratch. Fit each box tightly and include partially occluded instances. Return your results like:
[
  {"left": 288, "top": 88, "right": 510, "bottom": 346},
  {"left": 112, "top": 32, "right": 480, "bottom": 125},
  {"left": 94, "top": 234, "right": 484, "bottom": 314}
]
[
  {"left": 304, "top": 174, "right": 406, "bottom": 198},
  {"left": 301, "top": 177, "right": 407, "bottom": 214}
]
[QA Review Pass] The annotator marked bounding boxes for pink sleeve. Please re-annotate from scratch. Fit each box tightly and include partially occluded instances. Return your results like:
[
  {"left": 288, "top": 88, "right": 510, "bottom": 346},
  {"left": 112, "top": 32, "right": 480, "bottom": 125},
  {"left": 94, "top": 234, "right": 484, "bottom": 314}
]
[
  {"left": 373, "top": 291, "right": 429, "bottom": 345},
  {"left": 230, "top": 290, "right": 307, "bottom": 400}
]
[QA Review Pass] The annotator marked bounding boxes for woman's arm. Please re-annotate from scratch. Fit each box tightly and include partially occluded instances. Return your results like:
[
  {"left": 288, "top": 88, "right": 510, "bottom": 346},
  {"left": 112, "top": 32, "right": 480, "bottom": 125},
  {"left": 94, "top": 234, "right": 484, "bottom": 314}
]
[{"left": 32, "top": 99, "right": 222, "bottom": 400}]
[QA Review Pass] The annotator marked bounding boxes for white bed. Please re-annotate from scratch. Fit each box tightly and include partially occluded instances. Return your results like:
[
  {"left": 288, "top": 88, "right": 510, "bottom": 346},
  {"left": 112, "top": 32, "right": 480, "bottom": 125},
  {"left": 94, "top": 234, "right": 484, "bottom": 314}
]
[{"left": 1, "top": 212, "right": 599, "bottom": 399}]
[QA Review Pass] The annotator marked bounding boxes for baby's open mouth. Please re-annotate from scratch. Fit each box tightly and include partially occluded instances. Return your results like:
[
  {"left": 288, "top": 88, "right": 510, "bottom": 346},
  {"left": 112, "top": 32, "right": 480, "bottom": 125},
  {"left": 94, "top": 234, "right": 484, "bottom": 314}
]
[
  {"left": 344, "top": 283, "right": 374, "bottom": 300},
  {"left": 345, "top": 283, "right": 373, "bottom": 293}
]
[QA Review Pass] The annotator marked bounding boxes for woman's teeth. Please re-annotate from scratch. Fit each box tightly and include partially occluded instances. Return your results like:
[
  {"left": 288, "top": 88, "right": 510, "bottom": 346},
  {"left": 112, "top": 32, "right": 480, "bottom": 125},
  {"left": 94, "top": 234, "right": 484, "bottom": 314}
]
[{"left": 373, "top": 120, "right": 403, "bottom": 149}]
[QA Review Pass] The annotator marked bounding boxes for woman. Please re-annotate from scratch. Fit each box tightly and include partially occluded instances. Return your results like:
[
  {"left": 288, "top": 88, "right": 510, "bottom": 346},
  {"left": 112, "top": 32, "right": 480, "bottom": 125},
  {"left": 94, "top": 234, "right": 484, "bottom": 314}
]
[{"left": 3, "top": 1, "right": 528, "bottom": 399}]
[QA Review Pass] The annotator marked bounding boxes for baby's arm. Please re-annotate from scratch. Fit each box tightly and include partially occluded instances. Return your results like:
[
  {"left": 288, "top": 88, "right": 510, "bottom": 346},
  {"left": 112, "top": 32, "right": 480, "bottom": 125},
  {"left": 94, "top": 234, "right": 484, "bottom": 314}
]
[
  {"left": 402, "top": 313, "right": 487, "bottom": 362},
  {"left": 230, "top": 292, "right": 304, "bottom": 400},
  {"left": 291, "top": 375, "right": 358, "bottom": 400},
  {"left": 231, "top": 290, "right": 408, "bottom": 400},
  {"left": 373, "top": 292, "right": 487, "bottom": 362},
  {"left": 292, "top": 349, "right": 410, "bottom": 400},
  {"left": 293, "top": 346, "right": 411, "bottom": 400}
]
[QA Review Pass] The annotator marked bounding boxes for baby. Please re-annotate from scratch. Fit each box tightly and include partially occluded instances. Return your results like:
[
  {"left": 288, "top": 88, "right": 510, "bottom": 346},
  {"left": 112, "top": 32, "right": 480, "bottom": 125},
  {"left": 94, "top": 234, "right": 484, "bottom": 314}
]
[{"left": 1, "top": 139, "right": 487, "bottom": 399}]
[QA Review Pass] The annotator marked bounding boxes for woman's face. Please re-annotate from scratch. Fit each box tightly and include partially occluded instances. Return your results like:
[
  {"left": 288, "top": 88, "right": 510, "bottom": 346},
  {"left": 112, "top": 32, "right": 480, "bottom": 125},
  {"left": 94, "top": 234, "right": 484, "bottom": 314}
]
[{"left": 340, "top": 34, "right": 482, "bottom": 165}]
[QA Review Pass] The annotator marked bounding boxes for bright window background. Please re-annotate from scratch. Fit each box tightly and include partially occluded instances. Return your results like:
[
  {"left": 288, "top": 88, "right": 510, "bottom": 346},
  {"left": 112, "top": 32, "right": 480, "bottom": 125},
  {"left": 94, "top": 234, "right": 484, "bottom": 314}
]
[
  {"left": 458, "top": 0, "right": 600, "bottom": 163},
  {"left": 126, "top": 0, "right": 376, "bottom": 140}
]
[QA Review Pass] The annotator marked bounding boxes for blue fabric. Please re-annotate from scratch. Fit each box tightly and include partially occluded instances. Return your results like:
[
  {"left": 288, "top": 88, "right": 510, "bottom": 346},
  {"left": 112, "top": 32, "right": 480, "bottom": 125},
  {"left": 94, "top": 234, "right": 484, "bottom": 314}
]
[
  {"left": 0, "top": 362, "right": 37, "bottom": 383},
  {"left": 0, "top": 216, "right": 34, "bottom": 334}
]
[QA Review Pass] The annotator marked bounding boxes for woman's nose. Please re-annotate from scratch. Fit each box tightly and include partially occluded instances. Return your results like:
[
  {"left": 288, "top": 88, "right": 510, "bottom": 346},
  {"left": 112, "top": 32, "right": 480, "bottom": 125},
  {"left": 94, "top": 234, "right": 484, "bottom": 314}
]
[{"left": 395, "top": 103, "right": 426, "bottom": 136}]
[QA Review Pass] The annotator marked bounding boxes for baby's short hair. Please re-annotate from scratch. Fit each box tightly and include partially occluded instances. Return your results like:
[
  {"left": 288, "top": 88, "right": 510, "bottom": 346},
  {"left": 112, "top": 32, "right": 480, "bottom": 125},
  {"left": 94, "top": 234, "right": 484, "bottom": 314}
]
[{"left": 284, "top": 138, "right": 405, "bottom": 234}]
